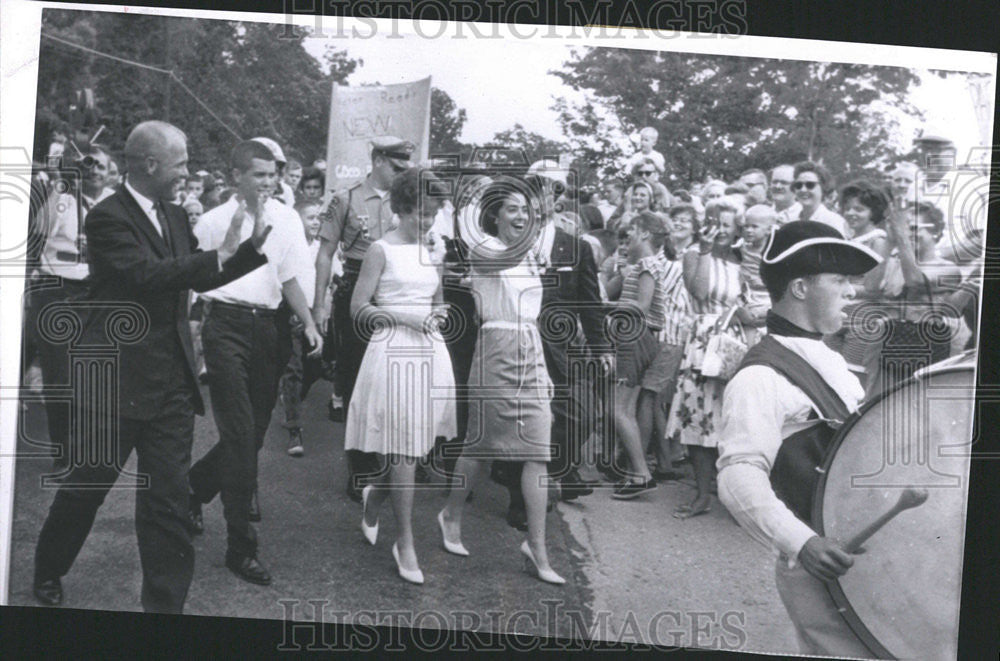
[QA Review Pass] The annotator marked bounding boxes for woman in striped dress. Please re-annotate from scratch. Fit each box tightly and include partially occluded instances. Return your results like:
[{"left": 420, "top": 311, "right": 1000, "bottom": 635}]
[
  {"left": 665, "top": 198, "right": 745, "bottom": 518},
  {"left": 637, "top": 203, "right": 698, "bottom": 479},
  {"left": 604, "top": 211, "right": 670, "bottom": 499}
]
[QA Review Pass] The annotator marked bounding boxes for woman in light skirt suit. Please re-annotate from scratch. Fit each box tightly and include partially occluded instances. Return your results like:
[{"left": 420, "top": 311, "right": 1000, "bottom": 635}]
[{"left": 437, "top": 176, "right": 565, "bottom": 585}]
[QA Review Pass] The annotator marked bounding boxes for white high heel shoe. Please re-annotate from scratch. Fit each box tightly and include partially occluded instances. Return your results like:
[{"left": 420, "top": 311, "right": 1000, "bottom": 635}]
[
  {"left": 520, "top": 541, "right": 565, "bottom": 585},
  {"left": 361, "top": 485, "right": 378, "bottom": 546},
  {"left": 437, "top": 510, "right": 469, "bottom": 557},
  {"left": 392, "top": 543, "right": 424, "bottom": 584}
]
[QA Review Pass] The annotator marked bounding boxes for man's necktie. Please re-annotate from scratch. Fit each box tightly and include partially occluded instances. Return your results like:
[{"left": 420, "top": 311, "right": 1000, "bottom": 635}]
[{"left": 155, "top": 202, "right": 173, "bottom": 253}]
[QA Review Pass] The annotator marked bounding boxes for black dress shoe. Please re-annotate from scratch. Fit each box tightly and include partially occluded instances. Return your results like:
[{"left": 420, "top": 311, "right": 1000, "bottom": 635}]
[
  {"left": 505, "top": 505, "right": 528, "bottom": 532},
  {"left": 560, "top": 482, "right": 594, "bottom": 501},
  {"left": 187, "top": 497, "right": 204, "bottom": 535},
  {"left": 327, "top": 400, "right": 345, "bottom": 423},
  {"left": 345, "top": 479, "right": 362, "bottom": 503},
  {"left": 248, "top": 489, "right": 261, "bottom": 522},
  {"left": 225, "top": 554, "right": 272, "bottom": 586},
  {"left": 559, "top": 470, "right": 596, "bottom": 501},
  {"left": 33, "top": 577, "right": 63, "bottom": 606}
]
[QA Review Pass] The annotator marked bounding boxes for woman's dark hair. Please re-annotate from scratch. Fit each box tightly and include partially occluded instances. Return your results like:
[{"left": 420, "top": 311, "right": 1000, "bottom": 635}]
[
  {"left": 912, "top": 201, "right": 946, "bottom": 240},
  {"left": 298, "top": 166, "right": 325, "bottom": 193},
  {"left": 579, "top": 204, "right": 605, "bottom": 231},
  {"left": 839, "top": 179, "right": 893, "bottom": 226},
  {"left": 479, "top": 176, "right": 533, "bottom": 237},
  {"left": 632, "top": 211, "right": 668, "bottom": 251},
  {"left": 588, "top": 228, "right": 618, "bottom": 260},
  {"left": 390, "top": 167, "right": 446, "bottom": 216},
  {"left": 792, "top": 160, "right": 835, "bottom": 193}
]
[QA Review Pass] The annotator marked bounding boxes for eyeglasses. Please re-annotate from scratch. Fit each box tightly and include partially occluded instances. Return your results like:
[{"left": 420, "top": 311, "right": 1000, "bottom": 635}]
[
  {"left": 792, "top": 180, "right": 820, "bottom": 191},
  {"left": 638, "top": 170, "right": 655, "bottom": 176}
]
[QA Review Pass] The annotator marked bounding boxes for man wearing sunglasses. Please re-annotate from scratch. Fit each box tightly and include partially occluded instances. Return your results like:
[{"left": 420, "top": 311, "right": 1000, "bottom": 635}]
[
  {"left": 312, "top": 136, "right": 415, "bottom": 502},
  {"left": 791, "top": 161, "right": 849, "bottom": 237}
]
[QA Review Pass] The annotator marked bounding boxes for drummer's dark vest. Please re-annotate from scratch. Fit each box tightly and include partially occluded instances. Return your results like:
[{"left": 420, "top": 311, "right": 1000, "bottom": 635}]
[{"left": 737, "top": 335, "right": 851, "bottom": 527}]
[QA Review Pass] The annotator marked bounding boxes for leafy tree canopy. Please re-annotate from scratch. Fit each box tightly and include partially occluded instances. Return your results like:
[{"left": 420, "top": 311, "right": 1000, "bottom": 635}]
[
  {"left": 36, "top": 10, "right": 357, "bottom": 170},
  {"left": 551, "top": 48, "right": 925, "bottom": 188}
]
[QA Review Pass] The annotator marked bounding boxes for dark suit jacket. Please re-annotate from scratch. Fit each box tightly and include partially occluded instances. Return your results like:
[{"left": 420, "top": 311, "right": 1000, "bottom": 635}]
[
  {"left": 540, "top": 227, "right": 609, "bottom": 383},
  {"left": 82, "top": 186, "right": 267, "bottom": 419}
]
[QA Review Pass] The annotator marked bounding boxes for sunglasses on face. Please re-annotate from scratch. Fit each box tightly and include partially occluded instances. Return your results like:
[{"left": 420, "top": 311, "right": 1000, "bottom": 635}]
[
  {"left": 792, "top": 180, "right": 820, "bottom": 191},
  {"left": 638, "top": 170, "right": 655, "bottom": 176}
]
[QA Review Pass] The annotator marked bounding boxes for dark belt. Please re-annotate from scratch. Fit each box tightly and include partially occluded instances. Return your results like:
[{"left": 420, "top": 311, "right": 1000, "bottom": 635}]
[
  {"left": 55, "top": 251, "right": 86, "bottom": 263},
  {"left": 205, "top": 300, "right": 278, "bottom": 317}
]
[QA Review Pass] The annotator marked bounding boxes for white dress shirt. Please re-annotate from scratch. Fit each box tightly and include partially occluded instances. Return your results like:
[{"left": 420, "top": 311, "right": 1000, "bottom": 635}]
[
  {"left": 124, "top": 180, "right": 165, "bottom": 237},
  {"left": 195, "top": 196, "right": 314, "bottom": 309},
  {"left": 800, "top": 204, "right": 848, "bottom": 237},
  {"left": 716, "top": 334, "right": 865, "bottom": 563}
]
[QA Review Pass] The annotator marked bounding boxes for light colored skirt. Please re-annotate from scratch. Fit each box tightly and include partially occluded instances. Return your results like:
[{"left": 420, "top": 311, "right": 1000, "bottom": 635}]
[
  {"left": 463, "top": 322, "right": 553, "bottom": 462},
  {"left": 345, "top": 324, "right": 456, "bottom": 458}
]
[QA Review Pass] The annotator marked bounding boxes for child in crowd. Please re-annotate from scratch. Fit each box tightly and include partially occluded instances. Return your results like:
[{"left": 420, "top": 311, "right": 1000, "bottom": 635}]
[
  {"left": 735, "top": 204, "right": 776, "bottom": 343},
  {"left": 183, "top": 197, "right": 203, "bottom": 227},
  {"left": 278, "top": 199, "right": 326, "bottom": 456},
  {"left": 626, "top": 127, "right": 666, "bottom": 176},
  {"left": 185, "top": 174, "right": 204, "bottom": 203}
]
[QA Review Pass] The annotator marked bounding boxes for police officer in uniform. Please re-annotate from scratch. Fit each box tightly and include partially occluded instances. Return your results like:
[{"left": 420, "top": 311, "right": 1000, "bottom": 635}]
[{"left": 313, "top": 136, "right": 414, "bottom": 501}]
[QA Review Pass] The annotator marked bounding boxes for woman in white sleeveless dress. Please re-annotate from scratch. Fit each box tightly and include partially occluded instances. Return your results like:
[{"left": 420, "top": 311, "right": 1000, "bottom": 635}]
[{"left": 346, "top": 168, "right": 455, "bottom": 584}]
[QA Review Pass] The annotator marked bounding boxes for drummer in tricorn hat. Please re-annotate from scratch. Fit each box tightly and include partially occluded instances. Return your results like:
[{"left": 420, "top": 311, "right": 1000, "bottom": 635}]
[
  {"left": 716, "top": 220, "right": 883, "bottom": 657},
  {"left": 312, "top": 135, "right": 415, "bottom": 500}
]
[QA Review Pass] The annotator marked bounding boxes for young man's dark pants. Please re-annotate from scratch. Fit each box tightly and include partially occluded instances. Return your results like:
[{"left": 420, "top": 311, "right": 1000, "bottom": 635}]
[{"left": 188, "top": 303, "right": 279, "bottom": 559}]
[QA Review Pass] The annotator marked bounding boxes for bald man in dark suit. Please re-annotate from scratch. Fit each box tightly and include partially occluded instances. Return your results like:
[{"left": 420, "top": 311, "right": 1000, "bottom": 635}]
[{"left": 32, "top": 120, "right": 271, "bottom": 613}]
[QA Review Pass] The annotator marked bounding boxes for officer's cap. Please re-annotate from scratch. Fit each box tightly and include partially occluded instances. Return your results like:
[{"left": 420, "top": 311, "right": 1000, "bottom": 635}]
[{"left": 371, "top": 136, "right": 415, "bottom": 169}]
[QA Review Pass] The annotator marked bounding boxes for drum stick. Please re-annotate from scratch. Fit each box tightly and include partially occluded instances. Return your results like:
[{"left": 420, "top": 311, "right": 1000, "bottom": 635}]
[{"left": 843, "top": 488, "right": 929, "bottom": 553}]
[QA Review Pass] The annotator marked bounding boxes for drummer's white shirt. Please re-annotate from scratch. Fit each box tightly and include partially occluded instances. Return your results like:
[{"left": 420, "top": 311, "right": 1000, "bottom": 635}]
[{"left": 716, "top": 335, "right": 865, "bottom": 564}]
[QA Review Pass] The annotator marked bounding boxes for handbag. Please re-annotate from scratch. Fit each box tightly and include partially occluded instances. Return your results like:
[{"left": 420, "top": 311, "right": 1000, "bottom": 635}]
[{"left": 699, "top": 305, "right": 748, "bottom": 380}]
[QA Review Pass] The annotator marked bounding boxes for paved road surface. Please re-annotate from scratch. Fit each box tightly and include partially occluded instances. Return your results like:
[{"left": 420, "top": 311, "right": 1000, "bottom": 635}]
[{"left": 9, "top": 380, "right": 796, "bottom": 654}]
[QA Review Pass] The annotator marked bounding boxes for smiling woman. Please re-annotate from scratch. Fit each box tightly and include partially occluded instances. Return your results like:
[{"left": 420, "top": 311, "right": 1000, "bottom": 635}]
[{"left": 438, "top": 175, "right": 565, "bottom": 586}]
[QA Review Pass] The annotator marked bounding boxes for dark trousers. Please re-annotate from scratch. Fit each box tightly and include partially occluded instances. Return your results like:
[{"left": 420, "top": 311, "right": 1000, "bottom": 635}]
[
  {"left": 28, "top": 278, "right": 90, "bottom": 463},
  {"left": 333, "top": 265, "right": 381, "bottom": 482},
  {"left": 189, "top": 304, "right": 279, "bottom": 558},
  {"left": 279, "top": 314, "right": 324, "bottom": 431},
  {"left": 34, "top": 389, "right": 196, "bottom": 613},
  {"left": 431, "top": 281, "right": 480, "bottom": 480}
]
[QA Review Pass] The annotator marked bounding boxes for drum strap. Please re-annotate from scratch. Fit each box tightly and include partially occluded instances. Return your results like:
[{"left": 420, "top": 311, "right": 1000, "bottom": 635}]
[{"left": 738, "top": 335, "right": 851, "bottom": 525}]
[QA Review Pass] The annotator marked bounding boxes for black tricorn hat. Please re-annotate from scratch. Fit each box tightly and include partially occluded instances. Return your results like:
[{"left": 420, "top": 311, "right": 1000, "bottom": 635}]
[{"left": 760, "top": 220, "right": 882, "bottom": 285}]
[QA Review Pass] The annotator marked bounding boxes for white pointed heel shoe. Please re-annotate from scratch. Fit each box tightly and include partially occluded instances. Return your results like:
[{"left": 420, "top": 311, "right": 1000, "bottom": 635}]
[
  {"left": 520, "top": 540, "right": 565, "bottom": 585},
  {"left": 361, "top": 485, "right": 378, "bottom": 546},
  {"left": 392, "top": 543, "right": 424, "bottom": 584},
  {"left": 437, "top": 510, "right": 469, "bottom": 557}
]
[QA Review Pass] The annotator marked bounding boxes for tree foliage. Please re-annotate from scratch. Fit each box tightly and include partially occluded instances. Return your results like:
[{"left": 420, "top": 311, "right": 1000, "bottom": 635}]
[
  {"left": 35, "top": 10, "right": 357, "bottom": 169},
  {"left": 551, "top": 48, "right": 924, "bottom": 187},
  {"left": 428, "top": 87, "right": 467, "bottom": 157}
]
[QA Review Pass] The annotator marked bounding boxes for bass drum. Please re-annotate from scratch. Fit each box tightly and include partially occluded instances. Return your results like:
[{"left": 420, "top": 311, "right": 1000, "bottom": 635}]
[{"left": 813, "top": 350, "right": 977, "bottom": 660}]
